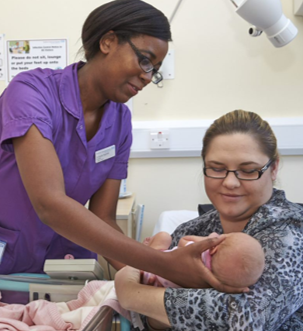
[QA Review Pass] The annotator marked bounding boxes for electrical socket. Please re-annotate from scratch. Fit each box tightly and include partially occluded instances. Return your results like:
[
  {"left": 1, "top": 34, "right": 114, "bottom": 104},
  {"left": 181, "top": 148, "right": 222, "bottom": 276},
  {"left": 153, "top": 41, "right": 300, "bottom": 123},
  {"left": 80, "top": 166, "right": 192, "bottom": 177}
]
[{"left": 149, "top": 130, "right": 170, "bottom": 149}]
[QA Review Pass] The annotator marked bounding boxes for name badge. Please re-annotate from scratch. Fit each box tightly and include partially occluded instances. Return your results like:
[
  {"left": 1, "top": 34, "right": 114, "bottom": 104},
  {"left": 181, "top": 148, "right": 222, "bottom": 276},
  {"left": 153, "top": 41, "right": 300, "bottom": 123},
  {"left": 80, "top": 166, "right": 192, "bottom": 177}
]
[
  {"left": 0, "top": 240, "right": 6, "bottom": 264},
  {"left": 95, "top": 145, "right": 116, "bottom": 163}
]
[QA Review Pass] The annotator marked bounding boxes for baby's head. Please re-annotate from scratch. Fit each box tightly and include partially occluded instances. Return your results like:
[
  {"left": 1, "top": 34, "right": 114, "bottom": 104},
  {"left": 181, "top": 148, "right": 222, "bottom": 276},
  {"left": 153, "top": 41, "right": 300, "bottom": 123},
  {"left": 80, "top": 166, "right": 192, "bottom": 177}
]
[{"left": 210, "top": 232, "right": 265, "bottom": 288}]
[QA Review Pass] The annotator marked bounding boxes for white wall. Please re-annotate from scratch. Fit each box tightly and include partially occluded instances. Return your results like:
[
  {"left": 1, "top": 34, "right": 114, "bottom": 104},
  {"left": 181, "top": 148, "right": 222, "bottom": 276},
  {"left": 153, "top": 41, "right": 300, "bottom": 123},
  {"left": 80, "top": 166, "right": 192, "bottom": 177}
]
[
  {"left": 132, "top": 0, "right": 303, "bottom": 121},
  {"left": 1, "top": 0, "right": 302, "bottom": 240}
]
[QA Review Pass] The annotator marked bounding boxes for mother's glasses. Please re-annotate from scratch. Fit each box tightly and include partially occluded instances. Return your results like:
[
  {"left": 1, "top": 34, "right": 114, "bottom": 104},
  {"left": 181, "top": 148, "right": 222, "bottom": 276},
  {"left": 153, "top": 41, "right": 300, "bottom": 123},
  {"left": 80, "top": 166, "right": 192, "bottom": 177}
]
[
  {"left": 127, "top": 39, "right": 163, "bottom": 85},
  {"left": 203, "top": 159, "right": 274, "bottom": 181}
]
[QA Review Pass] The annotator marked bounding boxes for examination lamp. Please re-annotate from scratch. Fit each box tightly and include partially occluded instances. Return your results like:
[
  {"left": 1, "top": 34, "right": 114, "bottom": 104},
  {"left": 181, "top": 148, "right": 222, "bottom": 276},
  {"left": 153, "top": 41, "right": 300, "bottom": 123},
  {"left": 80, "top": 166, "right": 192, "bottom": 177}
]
[{"left": 230, "top": 0, "right": 298, "bottom": 47}]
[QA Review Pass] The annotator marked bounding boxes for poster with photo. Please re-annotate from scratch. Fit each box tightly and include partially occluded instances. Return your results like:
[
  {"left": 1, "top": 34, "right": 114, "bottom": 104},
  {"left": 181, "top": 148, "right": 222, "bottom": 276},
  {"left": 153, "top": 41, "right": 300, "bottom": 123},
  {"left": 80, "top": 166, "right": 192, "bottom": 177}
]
[
  {"left": 6, "top": 39, "right": 68, "bottom": 83},
  {"left": 0, "top": 34, "right": 5, "bottom": 81}
]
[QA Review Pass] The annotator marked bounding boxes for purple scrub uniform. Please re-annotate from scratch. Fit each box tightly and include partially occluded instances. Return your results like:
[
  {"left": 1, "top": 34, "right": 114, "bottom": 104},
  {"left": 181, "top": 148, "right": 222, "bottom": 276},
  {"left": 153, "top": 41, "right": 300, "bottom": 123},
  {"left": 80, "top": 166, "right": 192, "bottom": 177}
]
[{"left": 0, "top": 62, "right": 132, "bottom": 301}]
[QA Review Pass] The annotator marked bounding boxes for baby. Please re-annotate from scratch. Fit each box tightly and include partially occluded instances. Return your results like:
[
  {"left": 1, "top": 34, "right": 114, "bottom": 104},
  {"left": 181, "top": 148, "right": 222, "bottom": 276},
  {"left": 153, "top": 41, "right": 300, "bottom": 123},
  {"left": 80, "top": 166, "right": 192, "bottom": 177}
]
[{"left": 142, "top": 231, "right": 265, "bottom": 289}]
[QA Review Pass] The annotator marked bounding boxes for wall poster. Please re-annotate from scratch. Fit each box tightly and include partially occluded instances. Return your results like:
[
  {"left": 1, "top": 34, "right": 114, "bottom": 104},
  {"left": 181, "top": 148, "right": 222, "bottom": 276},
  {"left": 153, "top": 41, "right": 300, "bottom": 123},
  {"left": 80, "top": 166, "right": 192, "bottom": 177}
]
[{"left": 6, "top": 39, "right": 68, "bottom": 83}]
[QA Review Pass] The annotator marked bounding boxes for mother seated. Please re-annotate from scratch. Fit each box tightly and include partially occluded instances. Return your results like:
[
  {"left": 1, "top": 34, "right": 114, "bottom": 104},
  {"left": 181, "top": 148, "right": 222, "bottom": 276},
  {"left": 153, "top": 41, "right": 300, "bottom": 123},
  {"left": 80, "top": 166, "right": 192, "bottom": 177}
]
[{"left": 115, "top": 109, "right": 303, "bottom": 331}]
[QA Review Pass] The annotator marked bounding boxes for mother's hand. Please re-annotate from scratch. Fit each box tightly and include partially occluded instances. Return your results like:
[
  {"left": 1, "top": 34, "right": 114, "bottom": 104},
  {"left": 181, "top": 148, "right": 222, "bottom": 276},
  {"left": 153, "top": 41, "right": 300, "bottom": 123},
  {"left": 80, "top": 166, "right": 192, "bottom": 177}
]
[
  {"left": 162, "top": 235, "right": 249, "bottom": 293},
  {"left": 115, "top": 266, "right": 141, "bottom": 301},
  {"left": 115, "top": 266, "right": 171, "bottom": 328}
]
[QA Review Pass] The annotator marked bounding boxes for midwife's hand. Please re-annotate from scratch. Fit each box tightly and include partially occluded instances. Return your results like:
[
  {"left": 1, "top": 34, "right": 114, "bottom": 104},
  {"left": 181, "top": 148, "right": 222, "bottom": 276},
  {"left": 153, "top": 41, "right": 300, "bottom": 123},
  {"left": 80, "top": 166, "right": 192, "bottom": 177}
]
[
  {"left": 162, "top": 235, "right": 249, "bottom": 293},
  {"left": 178, "top": 232, "right": 219, "bottom": 247}
]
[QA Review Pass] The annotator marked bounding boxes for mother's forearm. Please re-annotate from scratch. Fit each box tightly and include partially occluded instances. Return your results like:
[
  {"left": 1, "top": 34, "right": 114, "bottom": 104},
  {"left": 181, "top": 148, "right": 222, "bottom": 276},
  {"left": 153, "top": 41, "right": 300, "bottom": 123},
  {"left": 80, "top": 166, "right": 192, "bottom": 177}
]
[
  {"left": 126, "top": 284, "right": 170, "bottom": 326},
  {"left": 115, "top": 268, "right": 170, "bottom": 327}
]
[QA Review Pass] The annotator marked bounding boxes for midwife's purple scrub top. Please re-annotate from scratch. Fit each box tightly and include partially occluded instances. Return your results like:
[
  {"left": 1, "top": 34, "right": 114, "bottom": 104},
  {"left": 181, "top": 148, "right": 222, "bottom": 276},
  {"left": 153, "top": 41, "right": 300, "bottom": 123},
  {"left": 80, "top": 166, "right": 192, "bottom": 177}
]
[{"left": 0, "top": 62, "right": 132, "bottom": 302}]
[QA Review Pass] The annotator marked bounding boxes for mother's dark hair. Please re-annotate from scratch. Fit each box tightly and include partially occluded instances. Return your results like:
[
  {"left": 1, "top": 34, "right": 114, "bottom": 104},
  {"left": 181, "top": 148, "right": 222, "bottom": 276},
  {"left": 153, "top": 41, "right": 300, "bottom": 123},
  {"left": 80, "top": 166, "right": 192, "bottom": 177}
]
[
  {"left": 202, "top": 109, "right": 279, "bottom": 162},
  {"left": 81, "top": 0, "right": 172, "bottom": 61}
]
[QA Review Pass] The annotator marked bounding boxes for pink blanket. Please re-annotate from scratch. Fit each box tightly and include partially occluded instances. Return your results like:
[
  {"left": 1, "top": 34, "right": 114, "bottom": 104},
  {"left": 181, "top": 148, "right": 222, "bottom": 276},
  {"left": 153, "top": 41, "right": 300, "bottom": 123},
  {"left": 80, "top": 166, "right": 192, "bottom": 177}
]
[{"left": 0, "top": 281, "right": 130, "bottom": 331}]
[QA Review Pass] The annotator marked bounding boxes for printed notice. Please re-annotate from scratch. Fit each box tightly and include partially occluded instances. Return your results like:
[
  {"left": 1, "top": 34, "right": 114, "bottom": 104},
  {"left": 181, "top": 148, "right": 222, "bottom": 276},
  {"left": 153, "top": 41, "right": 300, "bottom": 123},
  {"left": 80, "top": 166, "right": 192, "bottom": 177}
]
[
  {"left": 6, "top": 39, "right": 68, "bottom": 83},
  {"left": 0, "top": 34, "right": 5, "bottom": 81}
]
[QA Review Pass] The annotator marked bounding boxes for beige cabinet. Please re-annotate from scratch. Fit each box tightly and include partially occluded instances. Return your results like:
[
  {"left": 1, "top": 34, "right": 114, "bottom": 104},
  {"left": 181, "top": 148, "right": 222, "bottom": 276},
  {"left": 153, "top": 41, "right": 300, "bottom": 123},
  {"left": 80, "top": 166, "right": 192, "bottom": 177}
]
[{"left": 116, "top": 194, "right": 136, "bottom": 238}]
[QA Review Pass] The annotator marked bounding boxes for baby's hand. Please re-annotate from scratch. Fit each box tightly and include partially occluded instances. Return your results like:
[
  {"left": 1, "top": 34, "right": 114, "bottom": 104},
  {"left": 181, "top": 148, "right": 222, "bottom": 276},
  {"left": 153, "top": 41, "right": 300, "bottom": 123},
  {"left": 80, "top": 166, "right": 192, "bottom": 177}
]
[{"left": 141, "top": 270, "right": 164, "bottom": 287}]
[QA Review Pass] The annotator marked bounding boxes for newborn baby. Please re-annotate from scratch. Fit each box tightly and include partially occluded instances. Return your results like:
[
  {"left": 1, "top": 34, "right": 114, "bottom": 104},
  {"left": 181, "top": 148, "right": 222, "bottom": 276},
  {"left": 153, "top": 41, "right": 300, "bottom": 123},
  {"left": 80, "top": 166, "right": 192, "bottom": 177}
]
[{"left": 142, "top": 232, "right": 265, "bottom": 289}]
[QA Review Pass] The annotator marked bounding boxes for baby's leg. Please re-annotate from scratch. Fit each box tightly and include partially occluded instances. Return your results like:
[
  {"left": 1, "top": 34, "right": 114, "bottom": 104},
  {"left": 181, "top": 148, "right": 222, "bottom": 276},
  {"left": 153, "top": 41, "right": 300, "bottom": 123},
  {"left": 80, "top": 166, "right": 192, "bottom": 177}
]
[{"left": 143, "top": 231, "right": 172, "bottom": 251}]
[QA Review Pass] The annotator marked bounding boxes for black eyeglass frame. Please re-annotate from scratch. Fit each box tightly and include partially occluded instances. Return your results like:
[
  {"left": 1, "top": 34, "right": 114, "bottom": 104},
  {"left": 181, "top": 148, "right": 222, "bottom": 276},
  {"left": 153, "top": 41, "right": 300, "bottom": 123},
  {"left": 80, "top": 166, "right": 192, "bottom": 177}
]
[
  {"left": 203, "top": 159, "right": 274, "bottom": 181},
  {"left": 127, "top": 39, "right": 163, "bottom": 85}
]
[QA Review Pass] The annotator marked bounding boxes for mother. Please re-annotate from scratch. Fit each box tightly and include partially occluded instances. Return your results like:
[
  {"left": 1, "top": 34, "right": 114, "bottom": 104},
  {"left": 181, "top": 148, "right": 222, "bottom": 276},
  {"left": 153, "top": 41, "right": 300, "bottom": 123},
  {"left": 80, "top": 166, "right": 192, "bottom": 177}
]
[{"left": 116, "top": 109, "right": 303, "bottom": 330}]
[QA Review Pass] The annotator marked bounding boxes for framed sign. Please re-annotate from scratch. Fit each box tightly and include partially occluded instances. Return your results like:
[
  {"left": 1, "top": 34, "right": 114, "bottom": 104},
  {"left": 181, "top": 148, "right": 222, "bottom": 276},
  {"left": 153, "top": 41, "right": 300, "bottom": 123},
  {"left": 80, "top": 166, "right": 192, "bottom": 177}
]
[{"left": 6, "top": 39, "right": 68, "bottom": 83}]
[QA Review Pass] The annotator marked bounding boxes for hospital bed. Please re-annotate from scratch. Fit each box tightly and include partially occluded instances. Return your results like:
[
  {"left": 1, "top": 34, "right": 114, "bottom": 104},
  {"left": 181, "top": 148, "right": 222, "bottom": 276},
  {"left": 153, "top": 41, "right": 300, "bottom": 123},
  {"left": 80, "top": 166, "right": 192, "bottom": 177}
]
[
  {"left": 0, "top": 259, "right": 131, "bottom": 331},
  {"left": 152, "top": 204, "right": 214, "bottom": 235}
]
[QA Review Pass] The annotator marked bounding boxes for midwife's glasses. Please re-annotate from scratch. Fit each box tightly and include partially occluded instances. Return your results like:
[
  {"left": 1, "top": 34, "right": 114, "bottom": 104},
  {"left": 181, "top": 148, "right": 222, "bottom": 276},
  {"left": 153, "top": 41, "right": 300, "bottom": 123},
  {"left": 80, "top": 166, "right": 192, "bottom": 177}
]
[
  {"left": 203, "top": 159, "right": 274, "bottom": 181},
  {"left": 127, "top": 39, "right": 163, "bottom": 85}
]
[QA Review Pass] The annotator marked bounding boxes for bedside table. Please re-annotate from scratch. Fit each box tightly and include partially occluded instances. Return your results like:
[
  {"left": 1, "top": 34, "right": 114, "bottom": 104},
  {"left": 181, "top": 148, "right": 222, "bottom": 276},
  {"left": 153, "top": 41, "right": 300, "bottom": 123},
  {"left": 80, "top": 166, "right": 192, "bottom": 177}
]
[{"left": 116, "top": 194, "right": 136, "bottom": 238}]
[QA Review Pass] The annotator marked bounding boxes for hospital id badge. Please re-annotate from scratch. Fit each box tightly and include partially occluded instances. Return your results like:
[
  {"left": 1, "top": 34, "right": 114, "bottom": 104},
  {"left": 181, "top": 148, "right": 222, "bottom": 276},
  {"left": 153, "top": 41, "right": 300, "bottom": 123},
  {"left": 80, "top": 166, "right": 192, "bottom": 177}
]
[
  {"left": 0, "top": 240, "right": 6, "bottom": 264},
  {"left": 95, "top": 145, "right": 116, "bottom": 163}
]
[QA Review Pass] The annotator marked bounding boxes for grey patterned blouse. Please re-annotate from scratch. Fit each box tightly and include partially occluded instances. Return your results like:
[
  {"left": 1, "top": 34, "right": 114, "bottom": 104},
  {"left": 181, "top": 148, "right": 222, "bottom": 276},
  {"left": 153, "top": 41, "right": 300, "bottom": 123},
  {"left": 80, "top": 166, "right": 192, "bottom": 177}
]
[{"left": 162, "top": 189, "right": 303, "bottom": 331}]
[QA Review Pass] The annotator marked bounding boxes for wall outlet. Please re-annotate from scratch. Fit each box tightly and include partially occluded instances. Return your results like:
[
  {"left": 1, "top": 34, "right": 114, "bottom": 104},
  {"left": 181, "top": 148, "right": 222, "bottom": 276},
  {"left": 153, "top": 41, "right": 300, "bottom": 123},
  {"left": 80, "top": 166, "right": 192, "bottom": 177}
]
[{"left": 150, "top": 130, "right": 170, "bottom": 149}]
